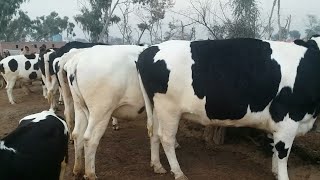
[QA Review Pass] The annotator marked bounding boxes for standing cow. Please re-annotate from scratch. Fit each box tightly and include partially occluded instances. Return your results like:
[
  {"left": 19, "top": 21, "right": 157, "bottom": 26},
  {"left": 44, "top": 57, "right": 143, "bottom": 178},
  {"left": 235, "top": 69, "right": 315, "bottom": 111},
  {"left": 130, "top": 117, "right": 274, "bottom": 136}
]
[
  {"left": 136, "top": 37, "right": 320, "bottom": 180},
  {"left": 0, "top": 54, "right": 46, "bottom": 104},
  {"left": 61, "top": 45, "right": 149, "bottom": 179},
  {"left": 0, "top": 110, "right": 69, "bottom": 180}
]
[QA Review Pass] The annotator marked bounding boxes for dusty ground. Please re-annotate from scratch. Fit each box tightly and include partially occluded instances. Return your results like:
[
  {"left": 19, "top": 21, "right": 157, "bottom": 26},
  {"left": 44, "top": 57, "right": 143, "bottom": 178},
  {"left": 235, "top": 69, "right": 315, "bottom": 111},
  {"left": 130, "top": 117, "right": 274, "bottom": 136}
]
[{"left": 1, "top": 84, "right": 320, "bottom": 180}]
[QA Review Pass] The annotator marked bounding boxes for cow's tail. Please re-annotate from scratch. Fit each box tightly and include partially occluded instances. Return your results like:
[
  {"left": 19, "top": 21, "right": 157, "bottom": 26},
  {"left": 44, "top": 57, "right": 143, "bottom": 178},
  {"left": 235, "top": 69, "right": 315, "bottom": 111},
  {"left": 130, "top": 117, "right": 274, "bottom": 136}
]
[
  {"left": 0, "top": 61, "right": 7, "bottom": 89},
  {"left": 136, "top": 63, "right": 153, "bottom": 137}
]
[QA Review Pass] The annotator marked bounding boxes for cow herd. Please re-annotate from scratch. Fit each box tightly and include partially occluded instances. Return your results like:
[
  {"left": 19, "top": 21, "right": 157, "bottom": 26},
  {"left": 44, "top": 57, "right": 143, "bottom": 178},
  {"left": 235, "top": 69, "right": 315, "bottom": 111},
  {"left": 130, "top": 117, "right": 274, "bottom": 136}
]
[{"left": 1, "top": 36, "right": 320, "bottom": 180}]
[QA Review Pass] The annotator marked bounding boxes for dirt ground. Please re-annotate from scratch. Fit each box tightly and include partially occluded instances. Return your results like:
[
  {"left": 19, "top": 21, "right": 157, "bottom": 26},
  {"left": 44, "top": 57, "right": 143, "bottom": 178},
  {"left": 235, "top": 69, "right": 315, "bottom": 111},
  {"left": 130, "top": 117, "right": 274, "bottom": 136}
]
[{"left": 1, "top": 84, "right": 320, "bottom": 180}]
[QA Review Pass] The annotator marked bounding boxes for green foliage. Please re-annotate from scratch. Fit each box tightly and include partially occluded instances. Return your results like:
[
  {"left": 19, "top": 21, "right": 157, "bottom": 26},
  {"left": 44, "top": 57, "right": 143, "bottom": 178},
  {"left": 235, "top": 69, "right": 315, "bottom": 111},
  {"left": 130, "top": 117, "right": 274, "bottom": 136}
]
[
  {"left": 0, "top": 0, "right": 27, "bottom": 40},
  {"left": 74, "top": 0, "right": 120, "bottom": 42},
  {"left": 305, "top": 15, "right": 320, "bottom": 39},
  {"left": 289, "top": 30, "right": 301, "bottom": 39},
  {"left": 228, "top": 0, "right": 260, "bottom": 38},
  {"left": 3, "top": 11, "right": 32, "bottom": 41},
  {"left": 31, "top": 11, "right": 75, "bottom": 41}
]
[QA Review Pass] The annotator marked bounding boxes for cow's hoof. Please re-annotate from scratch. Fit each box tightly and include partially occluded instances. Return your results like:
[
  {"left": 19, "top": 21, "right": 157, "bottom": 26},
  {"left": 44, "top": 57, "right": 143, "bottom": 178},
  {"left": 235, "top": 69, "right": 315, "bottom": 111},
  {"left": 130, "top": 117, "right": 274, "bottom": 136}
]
[
  {"left": 73, "top": 173, "right": 84, "bottom": 180},
  {"left": 154, "top": 166, "right": 167, "bottom": 174},
  {"left": 83, "top": 174, "right": 98, "bottom": 180},
  {"left": 69, "top": 139, "right": 75, "bottom": 144},
  {"left": 112, "top": 125, "right": 119, "bottom": 131},
  {"left": 10, "top": 101, "right": 16, "bottom": 105},
  {"left": 175, "top": 174, "right": 189, "bottom": 180}
]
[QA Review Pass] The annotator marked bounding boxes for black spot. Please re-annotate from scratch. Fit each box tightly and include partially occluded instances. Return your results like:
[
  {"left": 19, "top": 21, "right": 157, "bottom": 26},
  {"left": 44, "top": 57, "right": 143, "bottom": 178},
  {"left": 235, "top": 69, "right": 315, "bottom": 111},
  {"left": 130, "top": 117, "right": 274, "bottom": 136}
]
[
  {"left": 136, "top": 46, "right": 170, "bottom": 104},
  {"left": 38, "top": 56, "right": 45, "bottom": 76},
  {"left": 25, "top": 61, "right": 31, "bottom": 70},
  {"left": 69, "top": 74, "right": 75, "bottom": 85},
  {"left": 138, "top": 106, "right": 145, "bottom": 114},
  {"left": 54, "top": 61, "right": 60, "bottom": 74},
  {"left": 275, "top": 141, "right": 289, "bottom": 159},
  {"left": 189, "top": 39, "right": 281, "bottom": 120},
  {"left": 24, "top": 54, "right": 36, "bottom": 59},
  {"left": 0, "top": 63, "right": 4, "bottom": 74},
  {"left": 41, "top": 80, "right": 45, "bottom": 85},
  {"left": 270, "top": 48, "right": 320, "bottom": 122},
  {"left": 29, "top": 72, "right": 37, "bottom": 80},
  {"left": 33, "top": 62, "right": 39, "bottom": 70},
  {"left": 8, "top": 59, "right": 18, "bottom": 72}
]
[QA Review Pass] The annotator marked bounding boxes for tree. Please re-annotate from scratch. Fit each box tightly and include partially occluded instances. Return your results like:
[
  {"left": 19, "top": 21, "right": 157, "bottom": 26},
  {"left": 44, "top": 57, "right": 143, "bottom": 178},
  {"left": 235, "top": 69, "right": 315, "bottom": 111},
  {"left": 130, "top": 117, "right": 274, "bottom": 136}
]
[
  {"left": 117, "top": 0, "right": 134, "bottom": 44},
  {"left": 75, "top": 0, "right": 121, "bottom": 42},
  {"left": 289, "top": 30, "right": 301, "bottom": 40},
  {"left": 2, "top": 11, "right": 32, "bottom": 42},
  {"left": 31, "top": 11, "right": 75, "bottom": 41},
  {"left": 305, "top": 15, "right": 320, "bottom": 39},
  {"left": 0, "top": 0, "right": 28, "bottom": 40},
  {"left": 135, "top": 0, "right": 174, "bottom": 44},
  {"left": 228, "top": 0, "right": 260, "bottom": 38}
]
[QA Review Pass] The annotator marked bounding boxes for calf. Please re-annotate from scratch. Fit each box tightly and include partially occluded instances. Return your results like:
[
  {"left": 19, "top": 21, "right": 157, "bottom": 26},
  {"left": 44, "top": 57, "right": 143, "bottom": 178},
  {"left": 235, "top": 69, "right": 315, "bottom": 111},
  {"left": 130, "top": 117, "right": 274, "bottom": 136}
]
[
  {"left": 136, "top": 37, "right": 320, "bottom": 180},
  {"left": 0, "top": 110, "right": 69, "bottom": 180},
  {"left": 62, "top": 45, "right": 148, "bottom": 179},
  {"left": 0, "top": 54, "right": 46, "bottom": 104}
]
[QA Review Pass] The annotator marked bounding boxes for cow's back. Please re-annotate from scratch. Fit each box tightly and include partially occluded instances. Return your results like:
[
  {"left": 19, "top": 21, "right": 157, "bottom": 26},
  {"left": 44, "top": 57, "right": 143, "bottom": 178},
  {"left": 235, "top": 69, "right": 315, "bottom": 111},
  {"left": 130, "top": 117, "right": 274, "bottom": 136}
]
[
  {"left": 137, "top": 39, "right": 320, "bottom": 131},
  {"left": 67, "top": 45, "right": 147, "bottom": 121}
]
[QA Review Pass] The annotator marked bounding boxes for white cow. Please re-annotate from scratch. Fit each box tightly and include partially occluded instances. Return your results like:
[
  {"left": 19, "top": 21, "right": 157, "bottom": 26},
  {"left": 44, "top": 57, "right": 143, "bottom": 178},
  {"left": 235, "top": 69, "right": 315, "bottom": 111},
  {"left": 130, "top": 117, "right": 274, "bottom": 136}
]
[{"left": 61, "top": 45, "right": 149, "bottom": 179}]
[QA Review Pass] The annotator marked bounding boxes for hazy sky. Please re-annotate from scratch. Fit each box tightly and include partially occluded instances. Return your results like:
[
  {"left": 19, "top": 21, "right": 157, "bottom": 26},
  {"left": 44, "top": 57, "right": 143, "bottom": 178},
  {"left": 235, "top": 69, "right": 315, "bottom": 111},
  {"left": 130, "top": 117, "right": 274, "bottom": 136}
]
[{"left": 20, "top": 0, "right": 320, "bottom": 41}]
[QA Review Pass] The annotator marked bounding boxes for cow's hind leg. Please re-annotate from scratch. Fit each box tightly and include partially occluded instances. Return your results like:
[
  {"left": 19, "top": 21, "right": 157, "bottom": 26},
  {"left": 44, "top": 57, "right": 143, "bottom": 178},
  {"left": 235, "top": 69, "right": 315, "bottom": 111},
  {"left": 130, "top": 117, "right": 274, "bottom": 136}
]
[
  {"left": 83, "top": 109, "right": 112, "bottom": 180},
  {"left": 72, "top": 102, "right": 88, "bottom": 179},
  {"left": 6, "top": 78, "right": 17, "bottom": 104},
  {"left": 150, "top": 112, "right": 167, "bottom": 174},
  {"left": 155, "top": 106, "right": 187, "bottom": 180},
  {"left": 272, "top": 118, "right": 299, "bottom": 180}
]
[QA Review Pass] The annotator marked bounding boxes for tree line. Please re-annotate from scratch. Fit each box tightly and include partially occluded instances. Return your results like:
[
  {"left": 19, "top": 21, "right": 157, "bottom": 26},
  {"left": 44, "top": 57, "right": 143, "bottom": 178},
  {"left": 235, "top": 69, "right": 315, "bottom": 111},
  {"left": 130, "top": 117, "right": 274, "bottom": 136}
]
[{"left": 1, "top": 0, "right": 320, "bottom": 44}]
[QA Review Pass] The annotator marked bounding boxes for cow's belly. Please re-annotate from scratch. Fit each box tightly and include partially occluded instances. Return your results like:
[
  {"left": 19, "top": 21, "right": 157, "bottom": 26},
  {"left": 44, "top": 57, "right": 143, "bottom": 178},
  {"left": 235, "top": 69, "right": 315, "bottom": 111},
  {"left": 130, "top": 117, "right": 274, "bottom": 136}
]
[
  {"left": 176, "top": 93, "right": 276, "bottom": 132},
  {"left": 112, "top": 104, "right": 146, "bottom": 121}
]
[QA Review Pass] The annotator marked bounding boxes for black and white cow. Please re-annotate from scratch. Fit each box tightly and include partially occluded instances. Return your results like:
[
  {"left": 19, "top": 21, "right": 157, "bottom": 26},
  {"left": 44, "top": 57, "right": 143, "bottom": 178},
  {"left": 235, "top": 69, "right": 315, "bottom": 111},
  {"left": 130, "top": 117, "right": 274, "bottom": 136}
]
[
  {"left": 0, "top": 54, "right": 46, "bottom": 104},
  {"left": 136, "top": 37, "right": 320, "bottom": 180},
  {"left": 0, "top": 110, "right": 69, "bottom": 180},
  {"left": 61, "top": 45, "right": 150, "bottom": 180}
]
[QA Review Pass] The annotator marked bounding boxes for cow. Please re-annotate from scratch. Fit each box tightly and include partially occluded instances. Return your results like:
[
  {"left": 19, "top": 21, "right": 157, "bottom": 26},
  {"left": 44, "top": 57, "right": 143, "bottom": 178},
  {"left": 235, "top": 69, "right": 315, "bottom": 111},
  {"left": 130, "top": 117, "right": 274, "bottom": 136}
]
[
  {"left": 136, "top": 37, "right": 320, "bottom": 180},
  {"left": 0, "top": 54, "right": 46, "bottom": 104},
  {"left": 0, "top": 110, "right": 69, "bottom": 180},
  {"left": 60, "top": 45, "right": 150, "bottom": 179},
  {"left": 54, "top": 44, "right": 123, "bottom": 138},
  {"left": 39, "top": 41, "right": 106, "bottom": 111}
]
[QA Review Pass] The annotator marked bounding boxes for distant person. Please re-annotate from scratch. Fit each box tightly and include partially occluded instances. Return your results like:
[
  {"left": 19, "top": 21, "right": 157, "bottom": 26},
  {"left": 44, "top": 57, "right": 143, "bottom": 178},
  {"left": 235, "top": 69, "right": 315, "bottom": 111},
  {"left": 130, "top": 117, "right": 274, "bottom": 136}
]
[{"left": 23, "top": 46, "right": 31, "bottom": 55}]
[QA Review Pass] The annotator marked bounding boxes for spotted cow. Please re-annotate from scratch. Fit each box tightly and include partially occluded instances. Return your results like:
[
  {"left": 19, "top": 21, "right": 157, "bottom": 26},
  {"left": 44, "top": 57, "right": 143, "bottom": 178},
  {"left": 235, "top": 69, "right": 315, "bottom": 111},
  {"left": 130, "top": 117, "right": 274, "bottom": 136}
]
[
  {"left": 0, "top": 110, "right": 69, "bottom": 180},
  {"left": 136, "top": 37, "right": 320, "bottom": 180},
  {"left": 0, "top": 54, "right": 46, "bottom": 104}
]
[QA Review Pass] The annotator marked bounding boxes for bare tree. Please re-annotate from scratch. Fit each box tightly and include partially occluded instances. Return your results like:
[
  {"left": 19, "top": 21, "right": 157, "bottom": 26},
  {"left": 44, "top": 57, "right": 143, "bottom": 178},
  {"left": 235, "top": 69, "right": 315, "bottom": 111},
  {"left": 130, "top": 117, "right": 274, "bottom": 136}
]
[
  {"left": 277, "top": 0, "right": 281, "bottom": 40},
  {"left": 268, "top": 0, "right": 277, "bottom": 39},
  {"left": 117, "top": 0, "right": 134, "bottom": 44},
  {"left": 135, "top": 0, "right": 174, "bottom": 44}
]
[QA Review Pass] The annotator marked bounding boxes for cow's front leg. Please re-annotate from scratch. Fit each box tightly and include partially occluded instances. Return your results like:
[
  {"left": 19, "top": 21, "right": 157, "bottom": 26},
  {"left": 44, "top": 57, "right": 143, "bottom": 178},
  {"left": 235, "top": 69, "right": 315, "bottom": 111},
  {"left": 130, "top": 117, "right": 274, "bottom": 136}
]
[{"left": 272, "top": 118, "right": 298, "bottom": 180}]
